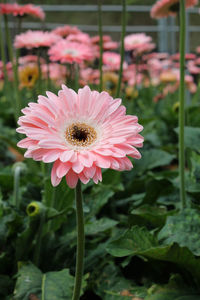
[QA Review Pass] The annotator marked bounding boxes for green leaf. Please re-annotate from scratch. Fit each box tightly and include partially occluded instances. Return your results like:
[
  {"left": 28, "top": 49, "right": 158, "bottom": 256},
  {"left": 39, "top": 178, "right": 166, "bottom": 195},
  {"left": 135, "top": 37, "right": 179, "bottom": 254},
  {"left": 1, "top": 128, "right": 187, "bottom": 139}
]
[
  {"left": 107, "top": 226, "right": 200, "bottom": 282},
  {"left": 107, "top": 226, "right": 158, "bottom": 257},
  {"left": 174, "top": 127, "right": 200, "bottom": 152},
  {"left": 14, "top": 263, "right": 78, "bottom": 300},
  {"left": 130, "top": 205, "right": 177, "bottom": 228},
  {"left": 158, "top": 208, "right": 200, "bottom": 256},
  {"left": 95, "top": 263, "right": 147, "bottom": 300},
  {"left": 145, "top": 274, "right": 200, "bottom": 300},
  {"left": 85, "top": 217, "right": 118, "bottom": 235},
  {"left": 134, "top": 149, "right": 175, "bottom": 174}
]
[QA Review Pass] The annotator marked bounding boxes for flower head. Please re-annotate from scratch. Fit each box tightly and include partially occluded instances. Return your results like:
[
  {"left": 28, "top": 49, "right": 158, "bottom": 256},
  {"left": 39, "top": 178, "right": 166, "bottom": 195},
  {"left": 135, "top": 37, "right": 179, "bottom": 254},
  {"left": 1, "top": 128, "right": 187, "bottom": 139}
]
[
  {"left": 52, "top": 25, "right": 81, "bottom": 37},
  {"left": 14, "top": 30, "right": 60, "bottom": 49},
  {"left": 19, "top": 64, "right": 39, "bottom": 89},
  {"left": 17, "top": 85, "right": 143, "bottom": 188},
  {"left": 48, "top": 40, "right": 94, "bottom": 64},
  {"left": 0, "top": 3, "right": 45, "bottom": 20},
  {"left": 124, "top": 33, "right": 152, "bottom": 51},
  {"left": 151, "top": 0, "right": 198, "bottom": 19}
]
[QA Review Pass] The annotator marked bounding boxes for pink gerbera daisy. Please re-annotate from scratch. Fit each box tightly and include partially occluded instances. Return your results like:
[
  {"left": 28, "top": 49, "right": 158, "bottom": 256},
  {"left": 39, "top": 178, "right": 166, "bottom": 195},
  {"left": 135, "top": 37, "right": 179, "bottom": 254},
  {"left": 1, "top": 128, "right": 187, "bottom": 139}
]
[
  {"left": 14, "top": 30, "right": 60, "bottom": 49},
  {"left": 0, "top": 3, "right": 45, "bottom": 20},
  {"left": 124, "top": 33, "right": 152, "bottom": 51},
  {"left": 103, "top": 52, "right": 121, "bottom": 70},
  {"left": 52, "top": 25, "right": 81, "bottom": 37},
  {"left": 17, "top": 85, "right": 143, "bottom": 188},
  {"left": 48, "top": 40, "right": 94, "bottom": 64},
  {"left": 151, "top": 0, "right": 198, "bottom": 19}
]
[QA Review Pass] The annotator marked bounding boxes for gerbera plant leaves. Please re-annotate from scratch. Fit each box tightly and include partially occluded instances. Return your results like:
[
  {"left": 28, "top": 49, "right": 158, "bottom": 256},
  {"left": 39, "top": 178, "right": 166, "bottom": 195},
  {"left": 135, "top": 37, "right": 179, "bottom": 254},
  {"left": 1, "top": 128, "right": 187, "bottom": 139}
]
[{"left": 14, "top": 263, "right": 86, "bottom": 300}]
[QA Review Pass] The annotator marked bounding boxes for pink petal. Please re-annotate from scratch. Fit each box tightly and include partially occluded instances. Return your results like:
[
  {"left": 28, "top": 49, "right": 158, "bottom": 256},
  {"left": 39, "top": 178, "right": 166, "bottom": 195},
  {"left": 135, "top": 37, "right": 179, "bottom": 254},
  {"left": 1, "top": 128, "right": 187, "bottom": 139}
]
[{"left": 66, "top": 169, "right": 78, "bottom": 188}]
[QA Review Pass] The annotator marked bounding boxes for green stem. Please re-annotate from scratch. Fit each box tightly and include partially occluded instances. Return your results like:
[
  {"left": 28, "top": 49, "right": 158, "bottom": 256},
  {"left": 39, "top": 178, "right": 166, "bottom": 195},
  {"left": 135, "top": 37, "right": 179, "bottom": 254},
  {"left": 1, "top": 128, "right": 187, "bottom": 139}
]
[
  {"left": 115, "top": 0, "right": 126, "bottom": 98},
  {"left": 13, "top": 166, "right": 21, "bottom": 209},
  {"left": 72, "top": 181, "right": 85, "bottom": 300},
  {"left": 179, "top": 0, "right": 186, "bottom": 209},
  {"left": 0, "top": 17, "right": 8, "bottom": 83},
  {"left": 4, "top": 15, "right": 21, "bottom": 120},
  {"left": 98, "top": 0, "right": 103, "bottom": 92},
  {"left": 33, "top": 212, "right": 46, "bottom": 267}
]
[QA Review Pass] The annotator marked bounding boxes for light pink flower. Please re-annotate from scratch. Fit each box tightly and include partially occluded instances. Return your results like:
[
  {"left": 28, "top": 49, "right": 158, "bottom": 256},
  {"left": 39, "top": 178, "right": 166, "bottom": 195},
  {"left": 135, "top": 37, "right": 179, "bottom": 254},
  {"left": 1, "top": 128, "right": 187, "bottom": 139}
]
[
  {"left": 0, "top": 3, "right": 45, "bottom": 20},
  {"left": 103, "top": 52, "right": 122, "bottom": 70},
  {"left": 79, "top": 68, "right": 100, "bottom": 86},
  {"left": 133, "top": 43, "right": 156, "bottom": 55},
  {"left": 170, "top": 52, "right": 196, "bottom": 61},
  {"left": 19, "top": 55, "right": 45, "bottom": 65},
  {"left": 151, "top": 0, "right": 198, "bottom": 19},
  {"left": 66, "top": 33, "right": 91, "bottom": 45},
  {"left": 91, "top": 35, "right": 112, "bottom": 44},
  {"left": 14, "top": 30, "right": 60, "bottom": 49},
  {"left": 41, "top": 63, "right": 67, "bottom": 85},
  {"left": 17, "top": 85, "right": 143, "bottom": 188},
  {"left": 91, "top": 35, "right": 118, "bottom": 51},
  {"left": 124, "top": 33, "right": 152, "bottom": 51},
  {"left": 48, "top": 40, "right": 94, "bottom": 64},
  {"left": 52, "top": 25, "right": 81, "bottom": 37}
]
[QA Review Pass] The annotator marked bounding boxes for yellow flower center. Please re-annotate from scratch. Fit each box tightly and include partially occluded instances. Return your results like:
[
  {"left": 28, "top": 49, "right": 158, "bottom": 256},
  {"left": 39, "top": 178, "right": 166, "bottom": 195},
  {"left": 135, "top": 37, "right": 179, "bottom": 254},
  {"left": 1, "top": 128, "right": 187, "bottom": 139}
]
[{"left": 65, "top": 123, "right": 97, "bottom": 147}]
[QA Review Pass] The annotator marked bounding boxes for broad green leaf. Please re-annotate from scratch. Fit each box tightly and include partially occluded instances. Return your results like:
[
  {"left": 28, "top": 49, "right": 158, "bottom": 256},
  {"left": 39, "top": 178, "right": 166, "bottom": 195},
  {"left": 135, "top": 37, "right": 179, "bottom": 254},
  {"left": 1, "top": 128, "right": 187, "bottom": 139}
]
[
  {"left": 107, "top": 226, "right": 158, "bottom": 257},
  {"left": 174, "top": 127, "right": 200, "bottom": 152},
  {"left": 14, "top": 263, "right": 77, "bottom": 300},
  {"left": 145, "top": 274, "right": 200, "bottom": 300},
  {"left": 130, "top": 205, "right": 177, "bottom": 228},
  {"left": 95, "top": 263, "right": 147, "bottom": 300},
  {"left": 134, "top": 149, "right": 175, "bottom": 174},
  {"left": 158, "top": 208, "right": 200, "bottom": 255},
  {"left": 107, "top": 226, "right": 200, "bottom": 282},
  {"left": 85, "top": 217, "right": 118, "bottom": 235}
]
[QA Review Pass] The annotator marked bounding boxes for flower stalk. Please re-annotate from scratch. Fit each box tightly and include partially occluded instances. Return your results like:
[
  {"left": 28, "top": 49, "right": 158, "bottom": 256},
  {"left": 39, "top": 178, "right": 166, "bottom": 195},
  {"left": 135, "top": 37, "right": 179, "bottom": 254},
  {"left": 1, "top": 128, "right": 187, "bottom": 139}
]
[
  {"left": 4, "top": 15, "right": 21, "bottom": 120},
  {"left": 72, "top": 180, "right": 85, "bottom": 300},
  {"left": 179, "top": 0, "right": 186, "bottom": 209},
  {"left": 98, "top": 0, "right": 103, "bottom": 92},
  {"left": 116, "top": 0, "right": 126, "bottom": 98}
]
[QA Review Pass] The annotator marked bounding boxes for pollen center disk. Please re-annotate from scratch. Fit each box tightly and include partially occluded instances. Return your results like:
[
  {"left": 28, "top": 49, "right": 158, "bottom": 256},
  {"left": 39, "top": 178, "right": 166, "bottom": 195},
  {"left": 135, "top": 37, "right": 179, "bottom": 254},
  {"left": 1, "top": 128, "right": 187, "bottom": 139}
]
[{"left": 65, "top": 123, "right": 97, "bottom": 148}]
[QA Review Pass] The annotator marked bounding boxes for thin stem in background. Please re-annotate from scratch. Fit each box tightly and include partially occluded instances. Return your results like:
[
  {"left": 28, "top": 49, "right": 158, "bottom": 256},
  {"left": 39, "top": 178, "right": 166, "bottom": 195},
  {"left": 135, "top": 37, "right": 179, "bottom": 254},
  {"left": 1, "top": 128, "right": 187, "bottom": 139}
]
[
  {"left": 33, "top": 212, "right": 46, "bottom": 267},
  {"left": 179, "top": 0, "right": 186, "bottom": 209},
  {"left": 13, "top": 165, "right": 21, "bottom": 209},
  {"left": 0, "top": 17, "right": 8, "bottom": 83},
  {"left": 4, "top": 15, "right": 21, "bottom": 120},
  {"left": 115, "top": 0, "right": 126, "bottom": 98},
  {"left": 72, "top": 181, "right": 85, "bottom": 300},
  {"left": 98, "top": 0, "right": 103, "bottom": 92}
]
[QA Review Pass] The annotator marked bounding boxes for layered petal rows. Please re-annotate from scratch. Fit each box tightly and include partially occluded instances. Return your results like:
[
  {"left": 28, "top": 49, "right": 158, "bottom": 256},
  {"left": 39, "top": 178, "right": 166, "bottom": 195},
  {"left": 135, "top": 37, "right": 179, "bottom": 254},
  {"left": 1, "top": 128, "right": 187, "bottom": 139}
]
[{"left": 17, "top": 85, "right": 143, "bottom": 188}]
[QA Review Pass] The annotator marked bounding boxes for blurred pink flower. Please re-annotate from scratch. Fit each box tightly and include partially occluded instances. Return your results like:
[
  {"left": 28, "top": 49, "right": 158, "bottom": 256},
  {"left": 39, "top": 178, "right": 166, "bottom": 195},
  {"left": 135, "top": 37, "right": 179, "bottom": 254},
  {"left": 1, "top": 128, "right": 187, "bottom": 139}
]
[
  {"left": 52, "top": 25, "right": 81, "bottom": 37},
  {"left": 17, "top": 85, "right": 143, "bottom": 188},
  {"left": 41, "top": 63, "right": 67, "bottom": 85},
  {"left": 14, "top": 30, "right": 60, "bottom": 49},
  {"left": 134, "top": 43, "right": 156, "bottom": 55},
  {"left": 79, "top": 68, "right": 100, "bottom": 86},
  {"left": 48, "top": 40, "right": 94, "bottom": 64},
  {"left": 124, "top": 33, "right": 152, "bottom": 51},
  {"left": 91, "top": 35, "right": 118, "bottom": 51},
  {"left": 151, "top": 0, "right": 198, "bottom": 19},
  {"left": 0, "top": 3, "right": 45, "bottom": 20},
  {"left": 66, "top": 33, "right": 91, "bottom": 45},
  {"left": 170, "top": 53, "right": 196, "bottom": 61},
  {"left": 19, "top": 55, "right": 45, "bottom": 65},
  {"left": 103, "top": 52, "right": 126, "bottom": 71}
]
